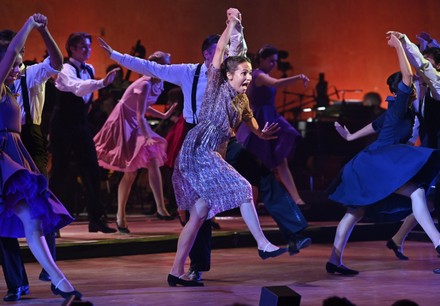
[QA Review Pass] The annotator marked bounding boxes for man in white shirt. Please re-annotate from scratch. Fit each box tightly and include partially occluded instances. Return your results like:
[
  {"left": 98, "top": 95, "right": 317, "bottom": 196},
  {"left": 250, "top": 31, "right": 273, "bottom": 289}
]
[{"left": 50, "top": 32, "right": 119, "bottom": 234}]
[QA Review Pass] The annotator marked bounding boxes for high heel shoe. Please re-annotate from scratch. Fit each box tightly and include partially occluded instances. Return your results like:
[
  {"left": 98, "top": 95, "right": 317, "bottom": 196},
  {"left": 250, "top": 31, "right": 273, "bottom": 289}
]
[
  {"left": 258, "top": 243, "right": 287, "bottom": 260},
  {"left": 167, "top": 274, "right": 204, "bottom": 287},
  {"left": 51, "top": 278, "right": 82, "bottom": 300},
  {"left": 116, "top": 222, "right": 130, "bottom": 234},
  {"left": 325, "top": 262, "right": 359, "bottom": 275},
  {"left": 157, "top": 213, "right": 175, "bottom": 221},
  {"left": 386, "top": 239, "right": 409, "bottom": 260}
]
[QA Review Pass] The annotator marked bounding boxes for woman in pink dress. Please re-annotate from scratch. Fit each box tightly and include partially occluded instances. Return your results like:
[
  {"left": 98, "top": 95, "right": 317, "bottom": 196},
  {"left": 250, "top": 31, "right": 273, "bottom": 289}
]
[{"left": 94, "top": 51, "right": 176, "bottom": 233}]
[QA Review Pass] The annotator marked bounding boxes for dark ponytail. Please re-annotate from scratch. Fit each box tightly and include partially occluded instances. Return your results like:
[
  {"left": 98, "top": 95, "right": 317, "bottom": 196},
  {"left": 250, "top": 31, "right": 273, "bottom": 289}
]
[{"left": 220, "top": 56, "right": 251, "bottom": 79}]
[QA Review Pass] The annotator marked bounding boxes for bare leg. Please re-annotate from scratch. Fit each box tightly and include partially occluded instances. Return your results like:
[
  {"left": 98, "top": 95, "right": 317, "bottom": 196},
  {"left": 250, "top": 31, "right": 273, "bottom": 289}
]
[
  {"left": 147, "top": 158, "right": 171, "bottom": 217},
  {"left": 170, "top": 198, "right": 208, "bottom": 277},
  {"left": 117, "top": 171, "right": 137, "bottom": 227},
  {"left": 240, "top": 200, "right": 278, "bottom": 251},
  {"left": 329, "top": 207, "right": 364, "bottom": 266},
  {"left": 276, "top": 158, "right": 304, "bottom": 205},
  {"left": 14, "top": 201, "right": 74, "bottom": 292},
  {"left": 391, "top": 214, "right": 417, "bottom": 253},
  {"left": 392, "top": 199, "right": 435, "bottom": 249}
]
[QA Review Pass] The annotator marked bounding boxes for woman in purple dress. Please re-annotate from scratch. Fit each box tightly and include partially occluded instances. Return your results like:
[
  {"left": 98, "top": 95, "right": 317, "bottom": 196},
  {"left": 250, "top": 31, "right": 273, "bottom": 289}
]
[
  {"left": 168, "top": 9, "right": 284, "bottom": 286},
  {"left": 236, "top": 45, "right": 310, "bottom": 206},
  {"left": 94, "top": 51, "right": 176, "bottom": 233},
  {"left": 0, "top": 15, "right": 80, "bottom": 299},
  {"left": 325, "top": 33, "right": 440, "bottom": 275}
]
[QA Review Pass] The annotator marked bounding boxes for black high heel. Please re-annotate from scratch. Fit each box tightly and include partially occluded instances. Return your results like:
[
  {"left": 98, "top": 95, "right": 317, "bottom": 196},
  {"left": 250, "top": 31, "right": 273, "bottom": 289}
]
[
  {"left": 116, "top": 222, "right": 130, "bottom": 234},
  {"left": 167, "top": 274, "right": 204, "bottom": 287},
  {"left": 386, "top": 239, "right": 409, "bottom": 260},
  {"left": 325, "top": 262, "right": 359, "bottom": 275},
  {"left": 258, "top": 244, "right": 287, "bottom": 260},
  {"left": 51, "top": 279, "right": 82, "bottom": 300},
  {"left": 157, "top": 213, "right": 175, "bottom": 221}
]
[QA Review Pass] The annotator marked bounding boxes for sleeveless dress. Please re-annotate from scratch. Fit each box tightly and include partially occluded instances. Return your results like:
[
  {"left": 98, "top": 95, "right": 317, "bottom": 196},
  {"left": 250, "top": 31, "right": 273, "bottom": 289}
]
[
  {"left": 329, "top": 82, "right": 440, "bottom": 221},
  {"left": 94, "top": 76, "right": 167, "bottom": 172},
  {"left": 172, "top": 66, "right": 254, "bottom": 219},
  {"left": 236, "top": 69, "right": 301, "bottom": 169},
  {"left": 0, "top": 87, "right": 73, "bottom": 238}
]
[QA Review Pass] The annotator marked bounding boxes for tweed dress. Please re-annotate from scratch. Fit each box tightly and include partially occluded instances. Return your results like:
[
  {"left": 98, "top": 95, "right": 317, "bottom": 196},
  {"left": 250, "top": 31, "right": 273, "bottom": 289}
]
[{"left": 172, "top": 65, "right": 254, "bottom": 219}]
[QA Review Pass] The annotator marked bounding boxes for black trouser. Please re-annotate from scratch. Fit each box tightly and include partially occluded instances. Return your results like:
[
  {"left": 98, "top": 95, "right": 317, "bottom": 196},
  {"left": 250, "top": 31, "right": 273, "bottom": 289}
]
[{"left": 49, "top": 122, "right": 104, "bottom": 222}]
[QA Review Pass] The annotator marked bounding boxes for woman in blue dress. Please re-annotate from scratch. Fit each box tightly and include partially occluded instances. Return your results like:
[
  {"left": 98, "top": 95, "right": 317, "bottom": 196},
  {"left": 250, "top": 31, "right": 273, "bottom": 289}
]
[
  {"left": 326, "top": 33, "right": 440, "bottom": 275},
  {"left": 0, "top": 15, "right": 80, "bottom": 299}
]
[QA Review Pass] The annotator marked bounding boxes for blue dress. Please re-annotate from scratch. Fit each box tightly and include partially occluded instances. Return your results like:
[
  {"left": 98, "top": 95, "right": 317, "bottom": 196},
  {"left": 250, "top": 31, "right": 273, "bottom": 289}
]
[
  {"left": 329, "top": 82, "right": 440, "bottom": 221},
  {"left": 0, "top": 88, "right": 73, "bottom": 238}
]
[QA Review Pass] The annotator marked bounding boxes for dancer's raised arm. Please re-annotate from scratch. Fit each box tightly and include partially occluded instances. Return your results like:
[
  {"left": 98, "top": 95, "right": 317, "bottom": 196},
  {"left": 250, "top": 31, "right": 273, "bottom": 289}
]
[
  {"left": 0, "top": 15, "right": 40, "bottom": 86},
  {"left": 212, "top": 8, "right": 240, "bottom": 69}
]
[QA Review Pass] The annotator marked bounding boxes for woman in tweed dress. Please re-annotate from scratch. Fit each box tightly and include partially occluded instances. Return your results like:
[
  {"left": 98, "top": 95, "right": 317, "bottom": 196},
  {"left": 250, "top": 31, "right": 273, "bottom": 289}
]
[{"left": 168, "top": 9, "right": 286, "bottom": 287}]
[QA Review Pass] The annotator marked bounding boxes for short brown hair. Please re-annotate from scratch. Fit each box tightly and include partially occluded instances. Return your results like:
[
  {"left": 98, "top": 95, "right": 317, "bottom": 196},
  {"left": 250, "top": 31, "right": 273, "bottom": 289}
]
[{"left": 65, "top": 32, "right": 92, "bottom": 57}]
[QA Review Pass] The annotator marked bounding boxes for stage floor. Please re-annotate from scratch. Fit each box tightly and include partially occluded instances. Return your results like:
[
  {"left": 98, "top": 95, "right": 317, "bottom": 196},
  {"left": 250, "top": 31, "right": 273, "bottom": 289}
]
[
  {"left": 7, "top": 215, "right": 440, "bottom": 305},
  {"left": 7, "top": 241, "right": 440, "bottom": 305}
]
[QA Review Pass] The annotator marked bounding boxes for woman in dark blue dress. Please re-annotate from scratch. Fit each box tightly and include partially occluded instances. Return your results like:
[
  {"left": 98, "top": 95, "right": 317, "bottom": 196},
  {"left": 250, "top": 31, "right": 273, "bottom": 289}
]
[{"left": 326, "top": 33, "right": 440, "bottom": 275}]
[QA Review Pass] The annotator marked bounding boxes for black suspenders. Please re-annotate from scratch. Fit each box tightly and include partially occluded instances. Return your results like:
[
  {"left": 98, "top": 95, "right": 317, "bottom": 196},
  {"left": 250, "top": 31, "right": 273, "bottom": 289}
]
[{"left": 191, "top": 63, "right": 203, "bottom": 124}]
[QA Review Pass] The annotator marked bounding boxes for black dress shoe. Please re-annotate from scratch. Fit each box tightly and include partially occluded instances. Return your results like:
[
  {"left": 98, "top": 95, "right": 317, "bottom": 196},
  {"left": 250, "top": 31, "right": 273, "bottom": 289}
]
[
  {"left": 326, "top": 262, "right": 359, "bottom": 275},
  {"left": 51, "top": 283, "right": 82, "bottom": 300},
  {"left": 39, "top": 270, "right": 51, "bottom": 282},
  {"left": 89, "top": 219, "right": 117, "bottom": 233},
  {"left": 167, "top": 274, "right": 204, "bottom": 287},
  {"left": 386, "top": 239, "right": 409, "bottom": 260},
  {"left": 258, "top": 247, "right": 288, "bottom": 260},
  {"left": 288, "top": 236, "right": 312, "bottom": 255},
  {"left": 3, "top": 285, "right": 30, "bottom": 302}
]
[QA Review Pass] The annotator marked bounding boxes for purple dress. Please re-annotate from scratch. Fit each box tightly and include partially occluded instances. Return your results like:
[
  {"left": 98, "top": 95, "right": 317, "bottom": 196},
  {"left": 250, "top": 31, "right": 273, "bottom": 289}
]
[
  {"left": 172, "top": 66, "right": 254, "bottom": 219},
  {"left": 236, "top": 69, "right": 301, "bottom": 169},
  {"left": 94, "top": 76, "right": 167, "bottom": 172},
  {"left": 0, "top": 88, "right": 73, "bottom": 238}
]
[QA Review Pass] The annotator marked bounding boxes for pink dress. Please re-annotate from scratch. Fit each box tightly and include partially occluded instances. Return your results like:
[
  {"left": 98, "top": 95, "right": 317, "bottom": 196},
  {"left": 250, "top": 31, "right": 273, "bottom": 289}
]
[{"left": 94, "top": 76, "right": 167, "bottom": 172}]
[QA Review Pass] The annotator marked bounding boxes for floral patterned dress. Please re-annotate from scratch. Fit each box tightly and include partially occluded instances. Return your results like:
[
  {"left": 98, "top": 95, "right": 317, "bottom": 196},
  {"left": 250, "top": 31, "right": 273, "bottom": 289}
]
[{"left": 172, "top": 66, "right": 254, "bottom": 219}]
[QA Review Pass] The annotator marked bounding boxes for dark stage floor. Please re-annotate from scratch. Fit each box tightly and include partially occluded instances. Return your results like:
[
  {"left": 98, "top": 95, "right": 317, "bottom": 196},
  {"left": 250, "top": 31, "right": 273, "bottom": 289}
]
[{"left": 6, "top": 214, "right": 440, "bottom": 305}]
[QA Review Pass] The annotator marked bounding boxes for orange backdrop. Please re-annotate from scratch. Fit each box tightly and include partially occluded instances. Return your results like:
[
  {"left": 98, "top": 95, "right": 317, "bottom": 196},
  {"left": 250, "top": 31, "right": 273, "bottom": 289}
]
[{"left": 2, "top": 0, "right": 439, "bottom": 111}]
